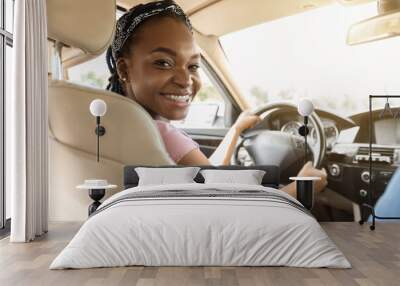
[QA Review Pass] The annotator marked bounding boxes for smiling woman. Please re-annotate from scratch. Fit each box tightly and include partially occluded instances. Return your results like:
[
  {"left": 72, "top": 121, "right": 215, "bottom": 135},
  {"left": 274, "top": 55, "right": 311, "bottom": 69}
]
[
  {"left": 110, "top": 16, "right": 201, "bottom": 120},
  {"left": 100, "top": 0, "right": 328, "bottom": 197},
  {"left": 105, "top": 0, "right": 261, "bottom": 166}
]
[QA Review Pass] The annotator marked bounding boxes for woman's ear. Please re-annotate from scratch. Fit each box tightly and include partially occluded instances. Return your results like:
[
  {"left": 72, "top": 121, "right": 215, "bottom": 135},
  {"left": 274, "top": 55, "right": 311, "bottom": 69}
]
[
  {"left": 116, "top": 58, "right": 129, "bottom": 83},
  {"left": 116, "top": 57, "right": 136, "bottom": 100}
]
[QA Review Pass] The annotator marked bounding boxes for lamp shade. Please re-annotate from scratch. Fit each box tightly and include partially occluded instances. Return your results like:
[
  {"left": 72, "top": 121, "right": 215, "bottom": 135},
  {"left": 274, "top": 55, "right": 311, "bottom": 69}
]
[
  {"left": 297, "top": 99, "right": 314, "bottom": 117},
  {"left": 90, "top": 99, "right": 107, "bottom": 117}
]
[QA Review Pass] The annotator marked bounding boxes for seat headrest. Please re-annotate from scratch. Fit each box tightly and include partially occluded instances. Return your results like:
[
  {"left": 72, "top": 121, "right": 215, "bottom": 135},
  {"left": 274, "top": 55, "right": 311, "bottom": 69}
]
[{"left": 47, "top": 0, "right": 116, "bottom": 55}]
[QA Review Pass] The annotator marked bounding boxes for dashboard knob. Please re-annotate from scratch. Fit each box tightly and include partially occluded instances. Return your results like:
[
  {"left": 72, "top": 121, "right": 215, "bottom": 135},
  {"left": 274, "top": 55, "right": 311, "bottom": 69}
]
[
  {"left": 359, "top": 189, "right": 368, "bottom": 197},
  {"left": 329, "top": 164, "right": 340, "bottom": 177},
  {"left": 361, "top": 171, "right": 370, "bottom": 183}
]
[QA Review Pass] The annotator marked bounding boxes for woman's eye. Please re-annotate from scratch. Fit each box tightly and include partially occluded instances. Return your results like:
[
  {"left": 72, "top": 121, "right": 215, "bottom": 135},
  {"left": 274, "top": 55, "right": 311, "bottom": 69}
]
[
  {"left": 189, "top": 64, "right": 200, "bottom": 72},
  {"left": 154, "top": 60, "right": 173, "bottom": 68}
]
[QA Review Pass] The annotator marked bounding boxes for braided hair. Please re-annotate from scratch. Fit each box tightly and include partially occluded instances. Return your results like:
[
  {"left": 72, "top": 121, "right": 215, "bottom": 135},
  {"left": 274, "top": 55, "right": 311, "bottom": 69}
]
[{"left": 106, "top": 0, "right": 193, "bottom": 96}]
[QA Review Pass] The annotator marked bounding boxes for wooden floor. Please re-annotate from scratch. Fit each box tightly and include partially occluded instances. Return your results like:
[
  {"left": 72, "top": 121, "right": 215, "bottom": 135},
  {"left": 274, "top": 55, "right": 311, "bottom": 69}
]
[{"left": 0, "top": 222, "right": 399, "bottom": 286}]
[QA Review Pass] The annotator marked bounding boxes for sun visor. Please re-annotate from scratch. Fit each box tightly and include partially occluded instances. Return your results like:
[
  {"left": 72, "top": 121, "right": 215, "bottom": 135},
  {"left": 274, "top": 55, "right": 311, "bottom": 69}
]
[
  {"left": 347, "top": 0, "right": 400, "bottom": 45},
  {"left": 47, "top": 0, "right": 116, "bottom": 55},
  {"left": 347, "top": 9, "right": 400, "bottom": 45}
]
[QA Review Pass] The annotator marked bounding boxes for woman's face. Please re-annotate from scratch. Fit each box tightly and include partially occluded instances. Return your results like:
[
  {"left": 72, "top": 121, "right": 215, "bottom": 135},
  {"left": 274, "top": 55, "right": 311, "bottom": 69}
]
[{"left": 119, "top": 16, "right": 202, "bottom": 120}]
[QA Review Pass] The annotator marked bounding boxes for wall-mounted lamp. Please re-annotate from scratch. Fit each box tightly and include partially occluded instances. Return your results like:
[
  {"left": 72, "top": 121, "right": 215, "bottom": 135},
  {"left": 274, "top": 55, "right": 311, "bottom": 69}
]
[
  {"left": 297, "top": 99, "right": 314, "bottom": 164},
  {"left": 89, "top": 99, "right": 107, "bottom": 162}
]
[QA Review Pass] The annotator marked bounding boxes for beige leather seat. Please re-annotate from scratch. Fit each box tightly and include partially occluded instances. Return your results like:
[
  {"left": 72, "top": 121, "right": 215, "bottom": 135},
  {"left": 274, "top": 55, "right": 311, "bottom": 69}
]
[{"left": 47, "top": 0, "right": 173, "bottom": 221}]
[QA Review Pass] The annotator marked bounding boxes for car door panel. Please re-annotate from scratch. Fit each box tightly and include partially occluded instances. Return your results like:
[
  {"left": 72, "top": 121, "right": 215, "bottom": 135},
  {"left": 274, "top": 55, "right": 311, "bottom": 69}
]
[{"left": 181, "top": 128, "right": 228, "bottom": 158}]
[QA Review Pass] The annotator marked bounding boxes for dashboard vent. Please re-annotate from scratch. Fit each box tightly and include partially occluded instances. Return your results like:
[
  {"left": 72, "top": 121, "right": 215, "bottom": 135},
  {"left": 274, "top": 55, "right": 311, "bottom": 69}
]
[{"left": 354, "top": 147, "right": 394, "bottom": 164}]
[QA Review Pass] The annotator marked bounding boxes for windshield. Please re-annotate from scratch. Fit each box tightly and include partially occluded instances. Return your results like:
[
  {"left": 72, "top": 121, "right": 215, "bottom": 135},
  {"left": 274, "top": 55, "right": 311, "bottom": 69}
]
[{"left": 220, "top": 3, "right": 400, "bottom": 116}]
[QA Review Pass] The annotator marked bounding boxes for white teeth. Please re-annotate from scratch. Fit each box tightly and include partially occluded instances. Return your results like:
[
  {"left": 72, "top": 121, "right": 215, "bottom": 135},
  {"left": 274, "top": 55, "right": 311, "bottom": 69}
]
[{"left": 164, "top": 94, "right": 191, "bottom": 103}]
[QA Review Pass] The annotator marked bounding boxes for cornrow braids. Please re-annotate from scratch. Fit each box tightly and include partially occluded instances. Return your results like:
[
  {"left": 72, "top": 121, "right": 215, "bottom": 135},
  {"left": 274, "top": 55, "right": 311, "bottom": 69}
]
[{"left": 106, "top": 0, "right": 192, "bottom": 96}]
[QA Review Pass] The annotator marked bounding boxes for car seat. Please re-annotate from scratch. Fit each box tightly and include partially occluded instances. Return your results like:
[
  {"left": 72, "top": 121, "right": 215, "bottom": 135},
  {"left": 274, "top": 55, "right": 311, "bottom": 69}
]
[{"left": 47, "top": 0, "right": 173, "bottom": 221}]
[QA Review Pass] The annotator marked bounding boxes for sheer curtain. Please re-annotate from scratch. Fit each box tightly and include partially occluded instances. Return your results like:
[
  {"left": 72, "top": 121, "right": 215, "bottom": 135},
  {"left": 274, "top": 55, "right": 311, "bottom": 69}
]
[{"left": 7, "top": 0, "right": 49, "bottom": 242}]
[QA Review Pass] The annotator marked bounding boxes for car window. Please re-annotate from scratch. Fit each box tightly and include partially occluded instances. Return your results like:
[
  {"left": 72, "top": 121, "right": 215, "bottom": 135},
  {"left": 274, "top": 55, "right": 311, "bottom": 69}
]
[
  {"left": 66, "top": 9, "right": 124, "bottom": 88},
  {"left": 67, "top": 55, "right": 226, "bottom": 129},
  {"left": 219, "top": 2, "right": 400, "bottom": 116},
  {"left": 67, "top": 51, "right": 109, "bottom": 89}
]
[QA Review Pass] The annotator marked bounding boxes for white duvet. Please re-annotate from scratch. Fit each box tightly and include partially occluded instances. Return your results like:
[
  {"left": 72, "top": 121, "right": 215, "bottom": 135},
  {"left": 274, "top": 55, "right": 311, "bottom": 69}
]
[{"left": 50, "top": 183, "right": 351, "bottom": 269}]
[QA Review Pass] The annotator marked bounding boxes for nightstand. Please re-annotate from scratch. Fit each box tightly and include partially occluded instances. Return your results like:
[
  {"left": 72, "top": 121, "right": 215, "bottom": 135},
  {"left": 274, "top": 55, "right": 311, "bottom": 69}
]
[
  {"left": 77, "top": 180, "right": 117, "bottom": 216},
  {"left": 289, "top": 176, "right": 321, "bottom": 210}
]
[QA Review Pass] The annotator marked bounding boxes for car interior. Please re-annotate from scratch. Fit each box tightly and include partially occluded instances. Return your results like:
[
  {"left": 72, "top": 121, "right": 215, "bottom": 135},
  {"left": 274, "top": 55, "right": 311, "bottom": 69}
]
[{"left": 44, "top": 0, "right": 400, "bottom": 222}]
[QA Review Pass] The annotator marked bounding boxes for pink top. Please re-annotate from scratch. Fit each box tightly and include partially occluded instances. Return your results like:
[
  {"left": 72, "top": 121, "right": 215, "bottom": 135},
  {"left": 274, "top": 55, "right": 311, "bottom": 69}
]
[{"left": 155, "top": 120, "right": 199, "bottom": 163}]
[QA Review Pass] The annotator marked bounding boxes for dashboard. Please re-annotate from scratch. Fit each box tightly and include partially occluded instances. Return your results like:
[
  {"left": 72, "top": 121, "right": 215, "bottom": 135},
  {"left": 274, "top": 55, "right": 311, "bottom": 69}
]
[
  {"left": 264, "top": 109, "right": 353, "bottom": 150},
  {"left": 371, "top": 118, "right": 400, "bottom": 145},
  {"left": 351, "top": 110, "right": 400, "bottom": 145},
  {"left": 280, "top": 118, "right": 339, "bottom": 149},
  {"left": 267, "top": 109, "right": 400, "bottom": 148},
  {"left": 238, "top": 107, "right": 400, "bottom": 220}
]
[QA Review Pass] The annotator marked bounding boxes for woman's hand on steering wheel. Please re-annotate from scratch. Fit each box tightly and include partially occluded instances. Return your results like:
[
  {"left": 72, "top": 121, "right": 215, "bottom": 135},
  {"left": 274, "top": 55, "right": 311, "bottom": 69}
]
[{"left": 233, "top": 111, "right": 262, "bottom": 134}]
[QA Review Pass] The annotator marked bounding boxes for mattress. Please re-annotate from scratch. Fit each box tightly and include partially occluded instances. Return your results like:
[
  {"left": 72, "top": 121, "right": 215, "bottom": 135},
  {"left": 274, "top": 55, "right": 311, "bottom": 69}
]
[{"left": 50, "top": 183, "right": 351, "bottom": 269}]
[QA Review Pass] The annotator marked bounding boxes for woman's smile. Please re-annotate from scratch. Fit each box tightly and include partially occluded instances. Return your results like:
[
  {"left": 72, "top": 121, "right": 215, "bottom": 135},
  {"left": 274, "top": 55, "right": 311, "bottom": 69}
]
[{"left": 159, "top": 93, "right": 193, "bottom": 110}]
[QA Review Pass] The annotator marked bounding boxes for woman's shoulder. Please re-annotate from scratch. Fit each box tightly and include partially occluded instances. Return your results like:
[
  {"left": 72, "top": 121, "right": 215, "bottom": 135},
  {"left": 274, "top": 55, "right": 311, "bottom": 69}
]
[
  {"left": 155, "top": 119, "right": 190, "bottom": 139},
  {"left": 155, "top": 119, "right": 174, "bottom": 132},
  {"left": 154, "top": 119, "right": 199, "bottom": 163},
  {"left": 155, "top": 120, "right": 184, "bottom": 139}
]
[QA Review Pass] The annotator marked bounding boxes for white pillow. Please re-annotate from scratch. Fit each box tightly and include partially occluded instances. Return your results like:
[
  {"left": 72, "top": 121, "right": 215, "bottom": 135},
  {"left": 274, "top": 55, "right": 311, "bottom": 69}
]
[
  {"left": 200, "top": 169, "right": 266, "bottom": 185},
  {"left": 135, "top": 167, "right": 200, "bottom": 186}
]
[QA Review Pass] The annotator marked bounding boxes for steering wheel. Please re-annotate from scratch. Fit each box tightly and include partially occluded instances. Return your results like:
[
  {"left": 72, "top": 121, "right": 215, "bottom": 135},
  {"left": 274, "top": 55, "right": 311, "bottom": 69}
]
[{"left": 233, "top": 102, "right": 326, "bottom": 182}]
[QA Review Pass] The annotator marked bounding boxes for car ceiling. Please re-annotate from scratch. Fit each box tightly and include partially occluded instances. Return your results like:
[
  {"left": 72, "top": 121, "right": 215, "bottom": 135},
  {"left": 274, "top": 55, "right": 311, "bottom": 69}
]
[
  {"left": 118, "top": 0, "right": 216, "bottom": 15},
  {"left": 118, "top": 0, "right": 336, "bottom": 36},
  {"left": 49, "top": 0, "right": 376, "bottom": 112},
  {"left": 58, "top": 0, "right": 374, "bottom": 86},
  {"left": 58, "top": 0, "right": 370, "bottom": 64}
]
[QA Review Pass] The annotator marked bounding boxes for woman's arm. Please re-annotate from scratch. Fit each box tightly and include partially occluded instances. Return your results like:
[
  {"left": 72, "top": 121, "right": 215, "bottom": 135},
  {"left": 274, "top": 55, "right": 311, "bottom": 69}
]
[
  {"left": 177, "top": 111, "right": 260, "bottom": 166},
  {"left": 207, "top": 127, "right": 241, "bottom": 165},
  {"left": 178, "top": 148, "right": 210, "bottom": 165},
  {"left": 209, "top": 111, "right": 261, "bottom": 165},
  {"left": 280, "top": 183, "right": 297, "bottom": 198},
  {"left": 176, "top": 124, "right": 245, "bottom": 165},
  {"left": 280, "top": 162, "right": 328, "bottom": 198}
]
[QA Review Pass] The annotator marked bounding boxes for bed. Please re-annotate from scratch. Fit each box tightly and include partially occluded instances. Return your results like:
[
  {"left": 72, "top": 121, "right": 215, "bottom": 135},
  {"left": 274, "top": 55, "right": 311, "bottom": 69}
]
[{"left": 50, "top": 165, "right": 350, "bottom": 269}]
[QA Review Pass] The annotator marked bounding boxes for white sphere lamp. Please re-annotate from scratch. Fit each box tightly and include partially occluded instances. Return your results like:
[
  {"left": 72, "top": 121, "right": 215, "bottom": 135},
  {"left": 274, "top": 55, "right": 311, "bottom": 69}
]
[
  {"left": 298, "top": 99, "right": 314, "bottom": 117},
  {"left": 89, "top": 99, "right": 107, "bottom": 162},
  {"left": 90, "top": 99, "right": 107, "bottom": 117}
]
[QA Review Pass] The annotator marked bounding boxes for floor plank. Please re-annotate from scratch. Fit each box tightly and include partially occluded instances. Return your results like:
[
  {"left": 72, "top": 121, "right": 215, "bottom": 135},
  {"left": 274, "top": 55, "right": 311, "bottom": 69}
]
[{"left": 0, "top": 222, "right": 399, "bottom": 286}]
